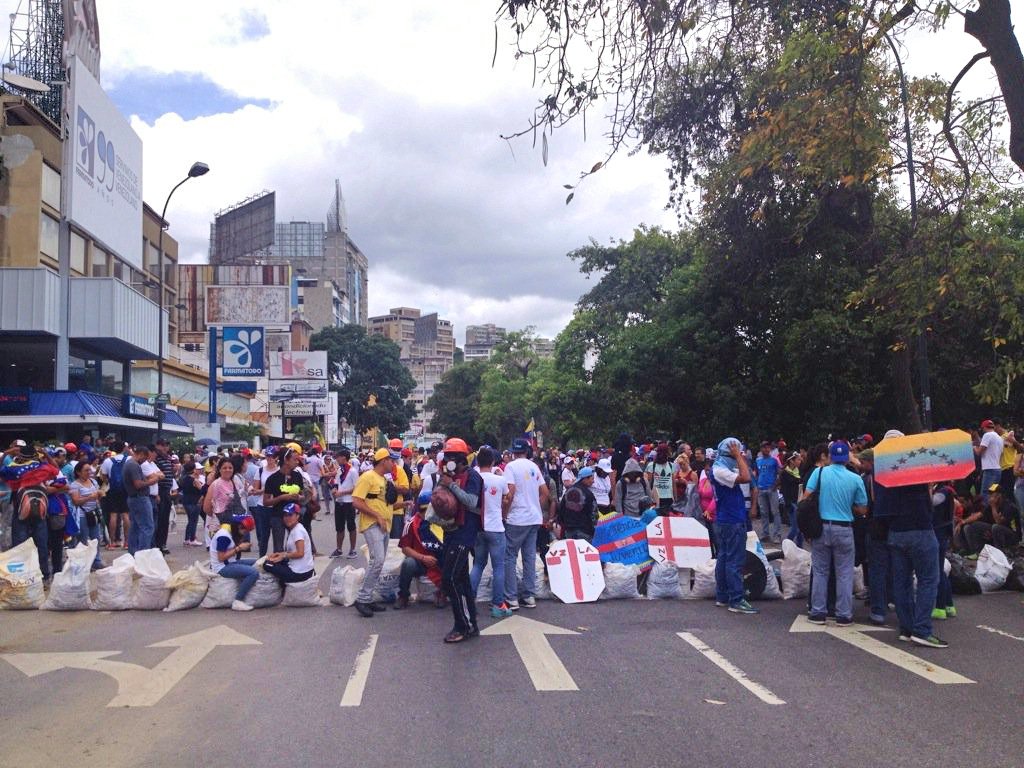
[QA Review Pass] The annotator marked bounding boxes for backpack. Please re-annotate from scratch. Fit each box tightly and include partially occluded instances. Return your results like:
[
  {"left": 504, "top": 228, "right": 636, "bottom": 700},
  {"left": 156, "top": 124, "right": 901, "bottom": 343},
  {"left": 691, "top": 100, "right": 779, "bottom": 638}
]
[
  {"left": 16, "top": 486, "right": 48, "bottom": 522},
  {"left": 108, "top": 455, "right": 127, "bottom": 493},
  {"left": 562, "top": 485, "right": 586, "bottom": 515}
]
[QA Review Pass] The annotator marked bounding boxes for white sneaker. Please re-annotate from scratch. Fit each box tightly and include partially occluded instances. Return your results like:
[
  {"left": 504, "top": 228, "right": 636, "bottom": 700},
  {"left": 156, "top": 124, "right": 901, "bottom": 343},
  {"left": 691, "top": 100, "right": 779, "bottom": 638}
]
[
  {"left": 521, "top": 596, "right": 537, "bottom": 608},
  {"left": 231, "top": 600, "right": 254, "bottom": 612}
]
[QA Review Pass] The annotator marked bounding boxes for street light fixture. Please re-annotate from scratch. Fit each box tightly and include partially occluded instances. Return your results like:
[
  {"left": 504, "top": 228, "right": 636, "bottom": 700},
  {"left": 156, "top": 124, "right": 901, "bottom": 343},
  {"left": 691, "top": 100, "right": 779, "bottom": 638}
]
[{"left": 156, "top": 161, "right": 210, "bottom": 440}]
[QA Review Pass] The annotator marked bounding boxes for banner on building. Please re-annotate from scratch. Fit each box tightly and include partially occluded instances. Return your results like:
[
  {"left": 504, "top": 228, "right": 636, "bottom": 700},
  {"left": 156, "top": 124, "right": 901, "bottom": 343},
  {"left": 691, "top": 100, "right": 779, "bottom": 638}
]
[
  {"left": 205, "top": 285, "right": 290, "bottom": 326},
  {"left": 269, "top": 351, "right": 327, "bottom": 381}
]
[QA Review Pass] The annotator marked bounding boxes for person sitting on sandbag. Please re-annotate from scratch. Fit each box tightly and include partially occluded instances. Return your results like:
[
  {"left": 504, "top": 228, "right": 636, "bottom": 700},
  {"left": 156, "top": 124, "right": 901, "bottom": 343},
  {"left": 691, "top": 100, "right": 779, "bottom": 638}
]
[
  {"left": 262, "top": 503, "right": 315, "bottom": 586},
  {"left": 954, "top": 484, "right": 1021, "bottom": 559},
  {"left": 210, "top": 512, "right": 258, "bottom": 611}
]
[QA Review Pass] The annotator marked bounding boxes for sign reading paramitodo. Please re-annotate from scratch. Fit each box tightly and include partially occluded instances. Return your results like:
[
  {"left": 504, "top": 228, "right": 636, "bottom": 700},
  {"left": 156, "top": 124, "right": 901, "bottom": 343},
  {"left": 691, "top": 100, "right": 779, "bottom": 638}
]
[
  {"left": 205, "top": 286, "right": 290, "bottom": 327},
  {"left": 222, "top": 326, "right": 265, "bottom": 377},
  {"left": 123, "top": 394, "right": 156, "bottom": 420},
  {"left": 69, "top": 58, "right": 143, "bottom": 270}
]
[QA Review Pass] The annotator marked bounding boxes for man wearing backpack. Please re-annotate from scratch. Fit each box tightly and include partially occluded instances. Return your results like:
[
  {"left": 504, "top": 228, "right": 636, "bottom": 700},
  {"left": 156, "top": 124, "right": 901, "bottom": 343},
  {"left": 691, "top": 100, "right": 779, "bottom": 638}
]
[
  {"left": 558, "top": 466, "right": 598, "bottom": 541},
  {"left": 101, "top": 443, "right": 131, "bottom": 549}
]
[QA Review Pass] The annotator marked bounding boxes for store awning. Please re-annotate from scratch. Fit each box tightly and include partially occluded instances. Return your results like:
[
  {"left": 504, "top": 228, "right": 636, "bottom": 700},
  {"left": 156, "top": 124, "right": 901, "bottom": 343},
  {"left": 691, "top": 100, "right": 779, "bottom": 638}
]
[{"left": 0, "top": 390, "right": 192, "bottom": 434}]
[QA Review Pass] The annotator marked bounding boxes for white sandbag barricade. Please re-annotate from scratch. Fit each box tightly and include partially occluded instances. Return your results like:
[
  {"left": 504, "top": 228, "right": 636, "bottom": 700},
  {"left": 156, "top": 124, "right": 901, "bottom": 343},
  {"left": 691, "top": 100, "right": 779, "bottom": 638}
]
[
  {"left": 599, "top": 562, "right": 640, "bottom": 600},
  {"left": 93, "top": 553, "right": 135, "bottom": 610},
  {"left": 475, "top": 563, "right": 494, "bottom": 603},
  {"left": 745, "top": 532, "right": 781, "bottom": 599},
  {"left": 201, "top": 575, "right": 239, "bottom": 608},
  {"left": 547, "top": 539, "right": 605, "bottom": 603},
  {"left": 691, "top": 559, "right": 718, "bottom": 599},
  {"left": 516, "top": 553, "right": 554, "bottom": 602},
  {"left": 329, "top": 565, "right": 365, "bottom": 607},
  {"left": 646, "top": 516, "right": 712, "bottom": 568},
  {"left": 647, "top": 560, "right": 684, "bottom": 599},
  {"left": 976, "top": 544, "right": 1011, "bottom": 593},
  {"left": 282, "top": 577, "right": 321, "bottom": 607},
  {"left": 244, "top": 571, "right": 284, "bottom": 608},
  {"left": 852, "top": 564, "right": 867, "bottom": 598},
  {"left": 164, "top": 562, "right": 211, "bottom": 612},
  {"left": 415, "top": 575, "right": 438, "bottom": 603},
  {"left": 780, "top": 539, "right": 811, "bottom": 600},
  {"left": 130, "top": 548, "right": 172, "bottom": 610},
  {"left": 42, "top": 540, "right": 97, "bottom": 611},
  {"left": 0, "top": 540, "right": 46, "bottom": 610},
  {"left": 360, "top": 541, "right": 404, "bottom": 602}
]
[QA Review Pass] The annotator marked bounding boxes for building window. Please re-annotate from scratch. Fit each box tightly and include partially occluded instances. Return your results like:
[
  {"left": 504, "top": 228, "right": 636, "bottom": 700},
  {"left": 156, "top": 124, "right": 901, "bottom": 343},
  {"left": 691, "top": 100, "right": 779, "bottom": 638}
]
[
  {"left": 39, "top": 213, "right": 59, "bottom": 258},
  {"left": 146, "top": 241, "right": 161, "bottom": 277},
  {"left": 70, "top": 232, "right": 87, "bottom": 275},
  {"left": 92, "top": 248, "right": 109, "bottom": 277},
  {"left": 41, "top": 164, "right": 61, "bottom": 211},
  {"left": 113, "top": 258, "right": 125, "bottom": 281}
]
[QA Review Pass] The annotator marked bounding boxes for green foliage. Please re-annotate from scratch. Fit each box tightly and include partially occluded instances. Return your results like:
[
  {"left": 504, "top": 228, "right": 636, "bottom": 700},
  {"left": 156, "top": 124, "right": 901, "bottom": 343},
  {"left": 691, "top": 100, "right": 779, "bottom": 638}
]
[{"left": 426, "top": 360, "right": 490, "bottom": 445}]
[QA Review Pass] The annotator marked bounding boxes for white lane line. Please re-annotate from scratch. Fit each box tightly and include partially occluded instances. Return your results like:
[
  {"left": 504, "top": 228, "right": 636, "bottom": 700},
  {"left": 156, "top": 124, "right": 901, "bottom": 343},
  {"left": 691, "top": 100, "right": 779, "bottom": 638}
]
[
  {"left": 677, "top": 632, "right": 786, "bottom": 705},
  {"left": 340, "top": 634, "right": 378, "bottom": 707},
  {"left": 977, "top": 624, "right": 1024, "bottom": 643}
]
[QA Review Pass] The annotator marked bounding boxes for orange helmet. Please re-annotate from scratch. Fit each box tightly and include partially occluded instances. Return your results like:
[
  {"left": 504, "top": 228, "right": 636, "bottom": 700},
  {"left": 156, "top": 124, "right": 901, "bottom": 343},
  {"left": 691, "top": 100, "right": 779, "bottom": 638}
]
[
  {"left": 444, "top": 437, "right": 470, "bottom": 455},
  {"left": 388, "top": 438, "right": 403, "bottom": 450}
]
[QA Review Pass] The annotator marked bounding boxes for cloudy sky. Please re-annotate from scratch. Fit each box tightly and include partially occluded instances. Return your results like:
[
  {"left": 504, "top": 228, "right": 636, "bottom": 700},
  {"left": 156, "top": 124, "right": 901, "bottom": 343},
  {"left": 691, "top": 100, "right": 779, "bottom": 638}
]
[{"left": 12, "top": 1, "right": 1001, "bottom": 344}]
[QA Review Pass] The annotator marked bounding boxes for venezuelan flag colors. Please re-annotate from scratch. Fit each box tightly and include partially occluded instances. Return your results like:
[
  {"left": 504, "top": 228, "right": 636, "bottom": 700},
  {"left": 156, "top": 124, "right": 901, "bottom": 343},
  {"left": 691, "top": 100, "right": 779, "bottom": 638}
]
[{"left": 874, "top": 429, "right": 975, "bottom": 488}]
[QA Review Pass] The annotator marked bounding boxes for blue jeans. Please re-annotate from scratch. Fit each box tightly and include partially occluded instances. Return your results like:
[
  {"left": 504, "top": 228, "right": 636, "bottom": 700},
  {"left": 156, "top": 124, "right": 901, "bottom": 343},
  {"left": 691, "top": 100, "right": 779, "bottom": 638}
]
[
  {"left": 470, "top": 530, "right": 507, "bottom": 607},
  {"left": 811, "top": 522, "right": 855, "bottom": 620},
  {"left": 504, "top": 523, "right": 538, "bottom": 603},
  {"left": 980, "top": 468, "right": 1001, "bottom": 499},
  {"left": 11, "top": 510, "right": 50, "bottom": 578},
  {"left": 399, "top": 556, "right": 427, "bottom": 599},
  {"left": 219, "top": 558, "right": 258, "bottom": 600},
  {"left": 251, "top": 504, "right": 271, "bottom": 557},
  {"left": 785, "top": 502, "right": 803, "bottom": 547},
  {"left": 357, "top": 524, "right": 389, "bottom": 604},
  {"left": 866, "top": 536, "right": 892, "bottom": 622},
  {"left": 127, "top": 495, "right": 155, "bottom": 555},
  {"left": 757, "top": 489, "right": 781, "bottom": 540},
  {"left": 184, "top": 502, "right": 202, "bottom": 543},
  {"left": 888, "top": 528, "right": 939, "bottom": 639},
  {"left": 934, "top": 527, "right": 954, "bottom": 611},
  {"left": 713, "top": 522, "right": 747, "bottom": 606}
]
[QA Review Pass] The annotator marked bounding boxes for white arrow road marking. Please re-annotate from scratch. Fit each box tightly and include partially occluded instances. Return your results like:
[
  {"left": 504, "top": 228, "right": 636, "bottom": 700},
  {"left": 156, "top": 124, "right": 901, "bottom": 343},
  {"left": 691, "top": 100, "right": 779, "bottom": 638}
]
[
  {"left": 677, "top": 632, "right": 786, "bottom": 705},
  {"left": 2, "top": 625, "right": 261, "bottom": 707},
  {"left": 977, "top": 624, "right": 1024, "bottom": 643},
  {"left": 480, "top": 616, "right": 579, "bottom": 691},
  {"left": 340, "top": 634, "right": 378, "bottom": 707},
  {"left": 789, "top": 615, "right": 974, "bottom": 685}
]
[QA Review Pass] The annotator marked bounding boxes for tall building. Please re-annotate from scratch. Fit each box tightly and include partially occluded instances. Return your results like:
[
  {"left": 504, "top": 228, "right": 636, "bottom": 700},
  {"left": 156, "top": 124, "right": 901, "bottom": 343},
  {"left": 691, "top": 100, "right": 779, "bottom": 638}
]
[
  {"left": 368, "top": 307, "right": 454, "bottom": 434},
  {"left": 532, "top": 337, "right": 556, "bottom": 358},
  {"left": 464, "top": 323, "right": 506, "bottom": 360},
  {"left": 324, "top": 181, "right": 368, "bottom": 327}
]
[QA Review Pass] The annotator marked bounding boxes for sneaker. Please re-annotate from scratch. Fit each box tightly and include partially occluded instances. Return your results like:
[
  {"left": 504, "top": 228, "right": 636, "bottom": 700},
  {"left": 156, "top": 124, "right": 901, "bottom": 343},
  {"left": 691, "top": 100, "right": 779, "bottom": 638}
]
[
  {"left": 346, "top": 549, "right": 358, "bottom": 559},
  {"left": 231, "top": 600, "right": 254, "bottom": 612},
  {"left": 330, "top": 549, "right": 344, "bottom": 558},
  {"left": 728, "top": 600, "right": 759, "bottom": 614},
  {"left": 370, "top": 602, "right": 387, "bottom": 612},
  {"left": 490, "top": 603, "right": 513, "bottom": 618},
  {"left": 835, "top": 616, "right": 853, "bottom": 627},
  {"left": 944, "top": 606, "right": 957, "bottom": 617},
  {"left": 868, "top": 615, "right": 887, "bottom": 626},
  {"left": 931, "top": 607, "right": 948, "bottom": 620},
  {"left": 354, "top": 601, "right": 375, "bottom": 618},
  {"left": 507, "top": 599, "right": 520, "bottom": 611},
  {"left": 521, "top": 596, "right": 537, "bottom": 609},
  {"left": 911, "top": 634, "right": 949, "bottom": 648},
  {"left": 807, "top": 613, "right": 827, "bottom": 625},
  {"left": 715, "top": 601, "right": 728, "bottom": 607},
  {"left": 392, "top": 595, "right": 410, "bottom": 610},
  {"left": 898, "top": 630, "right": 912, "bottom": 642},
  {"left": 965, "top": 553, "right": 979, "bottom": 561}
]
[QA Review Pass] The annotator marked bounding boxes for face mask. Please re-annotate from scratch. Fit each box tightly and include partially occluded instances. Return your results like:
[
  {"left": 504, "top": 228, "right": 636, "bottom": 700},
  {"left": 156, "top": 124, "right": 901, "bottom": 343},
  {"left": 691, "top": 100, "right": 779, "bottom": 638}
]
[{"left": 445, "top": 460, "right": 458, "bottom": 473}]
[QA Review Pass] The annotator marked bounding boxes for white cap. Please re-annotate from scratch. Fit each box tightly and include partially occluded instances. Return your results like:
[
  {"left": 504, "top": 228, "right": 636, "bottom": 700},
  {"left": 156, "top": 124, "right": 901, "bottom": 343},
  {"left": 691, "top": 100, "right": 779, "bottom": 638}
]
[
  {"left": 597, "top": 458, "right": 612, "bottom": 472},
  {"left": 13, "top": 439, "right": 27, "bottom": 447},
  {"left": 883, "top": 429, "right": 905, "bottom": 439}
]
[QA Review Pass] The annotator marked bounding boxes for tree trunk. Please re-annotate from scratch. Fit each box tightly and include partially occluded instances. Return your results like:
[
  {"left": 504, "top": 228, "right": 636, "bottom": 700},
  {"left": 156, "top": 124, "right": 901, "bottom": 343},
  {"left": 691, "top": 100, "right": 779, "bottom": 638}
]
[
  {"left": 892, "top": 341, "right": 924, "bottom": 434},
  {"left": 965, "top": 0, "right": 1024, "bottom": 172}
]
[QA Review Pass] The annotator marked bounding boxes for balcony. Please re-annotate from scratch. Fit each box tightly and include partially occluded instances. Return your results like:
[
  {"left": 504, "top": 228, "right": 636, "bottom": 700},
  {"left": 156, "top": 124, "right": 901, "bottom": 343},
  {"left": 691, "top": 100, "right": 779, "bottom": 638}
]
[
  {"left": 69, "top": 277, "right": 167, "bottom": 360},
  {"left": 0, "top": 268, "right": 62, "bottom": 335}
]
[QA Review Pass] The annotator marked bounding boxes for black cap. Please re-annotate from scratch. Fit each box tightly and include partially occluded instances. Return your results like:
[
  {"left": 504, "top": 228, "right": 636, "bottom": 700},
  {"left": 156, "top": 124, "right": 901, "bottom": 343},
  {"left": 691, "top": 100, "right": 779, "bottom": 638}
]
[{"left": 511, "top": 438, "right": 530, "bottom": 453}]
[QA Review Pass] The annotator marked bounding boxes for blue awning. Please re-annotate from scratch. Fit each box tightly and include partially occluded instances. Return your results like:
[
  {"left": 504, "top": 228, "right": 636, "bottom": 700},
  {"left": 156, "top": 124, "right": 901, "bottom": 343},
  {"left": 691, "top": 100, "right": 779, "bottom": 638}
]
[{"left": 0, "top": 390, "right": 192, "bottom": 433}]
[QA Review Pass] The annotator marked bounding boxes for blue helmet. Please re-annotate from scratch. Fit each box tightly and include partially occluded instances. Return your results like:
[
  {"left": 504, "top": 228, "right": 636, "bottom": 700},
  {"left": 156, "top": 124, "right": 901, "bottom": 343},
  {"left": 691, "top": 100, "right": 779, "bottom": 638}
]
[{"left": 417, "top": 489, "right": 432, "bottom": 507}]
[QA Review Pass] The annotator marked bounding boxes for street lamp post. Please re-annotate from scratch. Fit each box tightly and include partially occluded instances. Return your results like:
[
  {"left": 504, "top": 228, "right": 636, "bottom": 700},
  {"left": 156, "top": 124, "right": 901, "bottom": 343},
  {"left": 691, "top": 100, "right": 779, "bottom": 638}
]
[{"left": 156, "top": 161, "right": 210, "bottom": 441}]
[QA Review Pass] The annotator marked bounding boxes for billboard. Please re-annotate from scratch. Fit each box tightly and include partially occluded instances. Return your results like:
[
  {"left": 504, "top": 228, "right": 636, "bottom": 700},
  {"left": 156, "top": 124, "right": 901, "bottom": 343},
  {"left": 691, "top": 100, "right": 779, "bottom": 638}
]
[
  {"left": 211, "top": 191, "right": 276, "bottom": 264},
  {"left": 282, "top": 399, "right": 330, "bottom": 417},
  {"left": 64, "top": 1, "right": 101, "bottom": 79},
  {"left": 205, "top": 285, "right": 290, "bottom": 326},
  {"left": 269, "top": 351, "right": 328, "bottom": 381},
  {"left": 269, "top": 380, "right": 329, "bottom": 402},
  {"left": 222, "top": 326, "right": 265, "bottom": 376},
  {"left": 69, "top": 58, "right": 143, "bottom": 269}
]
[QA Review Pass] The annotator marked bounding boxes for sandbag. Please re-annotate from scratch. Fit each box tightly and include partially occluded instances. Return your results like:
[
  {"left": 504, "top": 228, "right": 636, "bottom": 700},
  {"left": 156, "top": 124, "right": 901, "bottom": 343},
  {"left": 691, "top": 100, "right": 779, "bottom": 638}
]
[
  {"left": 515, "top": 555, "right": 554, "bottom": 601},
  {"left": 329, "top": 565, "right": 365, "bottom": 606},
  {"left": 852, "top": 564, "right": 867, "bottom": 598},
  {"left": 133, "top": 548, "right": 172, "bottom": 581},
  {"left": 244, "top": 571, "right": 283, "bottom": 608},
  {"left": 780, "top": 539, "right": 811, "bottom": 600},
  {"left": 360, "top": 544, "right": 403, "bottom": 602},
  {"left": 282, "top": 577, "right": 321, "bottom": 607},
  {"left": 976, "top": 544, "right": 1011, "bottom": 593},
  {"left": 201, "top": 575, "right": 238, "bottom": 608},
  {"left": 692, "top": 559, "right": 717, "bottom": 599},
  {"left": 0, "top": 539, "right": 45, "bottom": 610},
  {"left": 1004, "top": 557, "right": 1024, "bottom": 592},
  {"left": 599, "top": 563, "right": 640, "bottom": 600},
  {"left": 164, "top": 563, "right": 210, "bottom": 612},
  {"left": 92, "top": 554, "right": 135, "bottom": 611},
  {"left": 42, "top": 540, "right": 97, "bottom": 611},
  {"left": 415, "top": 575, "right": 438, "bottom": 603},
  {"left": 947, "top": 552, "right": 982, "bottom": 595},
  {"left": 647, "top": 561, "right": 683, "bottom": 599},
  {"left": 745, "top": 531, "right": 781, "bottom": 600},
  {"left": 131, "top": 576, "right": 170, "bottom": 610}
]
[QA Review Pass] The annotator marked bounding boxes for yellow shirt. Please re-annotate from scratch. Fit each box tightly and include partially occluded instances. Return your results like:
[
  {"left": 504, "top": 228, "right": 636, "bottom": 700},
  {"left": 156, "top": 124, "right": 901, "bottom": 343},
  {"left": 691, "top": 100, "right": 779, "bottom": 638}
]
[
  {"left": 1000, "top": 438, "right": 1017, "bottom": 471},
  {"left": 352, "top": 470, "right": 390, "bottom": 533}
]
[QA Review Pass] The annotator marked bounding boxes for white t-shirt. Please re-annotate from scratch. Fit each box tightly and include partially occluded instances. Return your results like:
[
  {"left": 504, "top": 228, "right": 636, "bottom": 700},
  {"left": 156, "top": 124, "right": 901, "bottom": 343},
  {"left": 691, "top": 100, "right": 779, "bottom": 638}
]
[
  {"left": 561, "top": 467, "right": 576, "bottom": 488},
  {"left": 305, "top": 454, "right": 323, "bottom": 482},
  {"left": 592, "top": 475, "right": 612, "bottom": 506},
  {"left": 479, "top": 471, "right": 509, "bottom": 533},
  {"left": 209, "top": 528, "right": 233, "bottom": 573},
  {"left": 980, "top": 431, "right": 1003, "bottom": 471},
  {"left": 334, "top": 463, "right": 358, "bottom": 503},
  {"left": 359, "top": 460, "right": 373, "bottom": 474},
  {"left": 285, "top": 523, "right": 314, "bottom": 573},
  {"left": 141, "top": 460, "right": 160, "bottom": 497},
  {"left": 504, "top": 458, "right": 544, "bottom": 526},
  {"left": 419, "top": 459, "right": 438, "bottom": 478}
]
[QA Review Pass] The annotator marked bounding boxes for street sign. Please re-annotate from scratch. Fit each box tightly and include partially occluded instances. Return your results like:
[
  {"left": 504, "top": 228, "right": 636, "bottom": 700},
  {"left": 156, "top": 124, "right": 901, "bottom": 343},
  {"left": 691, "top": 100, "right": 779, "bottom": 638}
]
[
  {"left": 545, "top": 539, "right": 604, "bottom": 603},
  {"left": 646, "top": 516, "right": 712, "bottom": 568},
  {"left": 222, "top": 326, "right": 265, "bottom": 377}
]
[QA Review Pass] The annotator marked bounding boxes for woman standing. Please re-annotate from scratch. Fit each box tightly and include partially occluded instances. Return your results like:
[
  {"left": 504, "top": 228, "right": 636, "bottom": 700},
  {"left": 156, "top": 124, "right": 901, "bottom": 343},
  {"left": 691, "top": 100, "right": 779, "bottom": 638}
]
[
  {"left": 673, "top": 453, "right": 697, "bottom": 511},
  {"left": 68, "top": 462, "right": 104, "bottom": 570},
  {"left": 202, "top": 457, "right": 247, "bottom": 540},
  {"left": 179, "top": 462, "right": 204, "bottom": 546}
]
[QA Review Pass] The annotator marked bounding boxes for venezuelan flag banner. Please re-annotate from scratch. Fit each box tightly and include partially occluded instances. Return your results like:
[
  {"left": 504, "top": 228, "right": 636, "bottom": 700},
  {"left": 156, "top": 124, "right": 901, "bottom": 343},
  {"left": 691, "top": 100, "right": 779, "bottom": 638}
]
[{"left": 874, "top": 429, "right": 975, "bottom": 488}]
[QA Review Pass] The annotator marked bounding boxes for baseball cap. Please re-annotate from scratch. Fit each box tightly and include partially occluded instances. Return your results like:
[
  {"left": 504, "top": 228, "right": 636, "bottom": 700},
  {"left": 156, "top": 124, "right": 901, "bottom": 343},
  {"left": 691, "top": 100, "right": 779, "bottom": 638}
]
[
  {"left": 511, "top": 438, "right": 530, "bottom": 453},
  {"left": 265, "top": 445, "right": 279, "bottom": 456},
  {"left": 981, "top": 419, "right": 995, "bottom": 429},
  {"left": 777, "top": 440, "right": 787, "bottom": 448},
  {"left": 373, "top": 447, "right": 393, "bottom": 463},
  {"left": 401, "top": 447, "right": 413, "bottom": 458},
  {"left": 232, "top": 514, "right": 256, "bottom": 531},
  {"left": 577, "top": 467, "right": 595, "bottom": 480},
  {"left": 829, "top": 441, "right": 851, "bottom": 462},
  {"left": 12, "top": 439, "right": 27, "bottom": 447},
  {"left": 597, "top": 458, "right": 612, "bottom": 473},
  {"left": 882, "top": 429, "right": 904, "bottom": 440},
  {"left": 563, "top": 455, "right": 574, "bottom": 464},
  {"left": 859, "top": 434, "right": 873, "bottom": 444},
  {"left": 63, "top": 442, "right": 77, "bottom": 452},
  {"left": 282, "top": 503, "right": 301, "bottom": 517}
]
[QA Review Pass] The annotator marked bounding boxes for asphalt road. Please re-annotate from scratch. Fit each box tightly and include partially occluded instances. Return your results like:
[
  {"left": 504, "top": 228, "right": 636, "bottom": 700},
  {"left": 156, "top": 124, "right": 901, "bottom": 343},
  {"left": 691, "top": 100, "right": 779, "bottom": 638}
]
[{"left": 2, "top": 512, "right": 1023, "bottom": 768}]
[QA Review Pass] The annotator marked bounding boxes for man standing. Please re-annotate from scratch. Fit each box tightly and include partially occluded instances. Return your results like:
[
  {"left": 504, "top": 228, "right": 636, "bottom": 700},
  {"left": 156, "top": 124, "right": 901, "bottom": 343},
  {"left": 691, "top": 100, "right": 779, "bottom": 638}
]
[
  {"left": 330, "top": 448, "right": 359, "bottom": 559},
  {"left": 755, "top": 441, "right": 782, "bottom": 543},
  {"left": 123, "top": 445, "right": 161, "bottom": 555},
  {"left": 100, "top": 443, "right": 130, "bottom": 548},
  {"left": 262, "top": 447, "right": 307, "bottom": 553},
  {"left": 351, "top": 447, "right": 398, "bottom": 618},
  {"left": 805, "top": 441, "right": 869, "bottom": 626},
  {"left": 503, "top": 437, "right": 548, "bottom": 610},
  {"left": 305, "top": 444, "right": 324, "bottom": 506},
  {"left": 152, "top": 438, "right": 175, "bottom": 554},
  {"left": 710, "top": 439, "right": 757, "bottom": 614},
  {"left": 974, "top": 420, "right": 1003, "bottom": 500}
]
